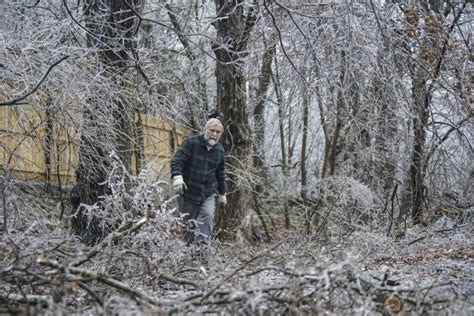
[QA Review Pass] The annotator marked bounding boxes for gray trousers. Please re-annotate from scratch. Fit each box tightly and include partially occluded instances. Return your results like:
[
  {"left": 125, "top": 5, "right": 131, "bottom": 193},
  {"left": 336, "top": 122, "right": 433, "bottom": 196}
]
[{"left": 177, "top": 195, "right": 215, "bottom": 247}]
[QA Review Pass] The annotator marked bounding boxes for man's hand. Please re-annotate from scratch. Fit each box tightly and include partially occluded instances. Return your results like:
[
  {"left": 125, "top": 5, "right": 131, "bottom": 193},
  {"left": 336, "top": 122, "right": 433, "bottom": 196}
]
[
  {"left": 217, "top": 194, "right": 227, "bottom": 206},
  {"left": 172, "top": 175, "right": 187, "bottom": 194}
]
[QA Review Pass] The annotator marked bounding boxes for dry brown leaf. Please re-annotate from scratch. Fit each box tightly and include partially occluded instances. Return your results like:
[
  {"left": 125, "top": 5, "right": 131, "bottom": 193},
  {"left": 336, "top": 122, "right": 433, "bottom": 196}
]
[{"left": 384, "top": 294, "right": 403, "bottom": 313}]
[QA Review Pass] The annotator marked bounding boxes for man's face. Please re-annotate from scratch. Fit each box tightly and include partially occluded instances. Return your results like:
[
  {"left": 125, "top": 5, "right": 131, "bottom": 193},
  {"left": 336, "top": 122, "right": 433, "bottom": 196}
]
[{"left": 205, "top": 124, "right": 222, "bottom": 146}]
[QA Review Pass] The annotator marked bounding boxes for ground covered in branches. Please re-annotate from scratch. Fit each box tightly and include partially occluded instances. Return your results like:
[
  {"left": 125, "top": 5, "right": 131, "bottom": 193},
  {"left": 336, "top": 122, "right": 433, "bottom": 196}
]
[{"left": 1, "top": 181, "right": 473, "bottom": 315}]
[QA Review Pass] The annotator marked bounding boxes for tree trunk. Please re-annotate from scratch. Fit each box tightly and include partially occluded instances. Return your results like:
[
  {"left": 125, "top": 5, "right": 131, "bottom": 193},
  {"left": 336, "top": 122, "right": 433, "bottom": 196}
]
[
  {"left": 300, "top": 83, "right": 309, "bottom": 203},
  {"left": 409, "top": 71, "right": 429, "bottom": 224},
  {"left": 272, "top": 57, "right": 291, "bottom": 229},
  {"left": 373, "top": 49, "right": 399, "bottom": 233},
  {"left": 403, "top": 1, "right": 463, "bottom": 225},
  {"left": 71, "top": 0, "right": 143, "bottom": 244},
  {"left": 213, "top": 0, "right": 257, "bottom": 238},
  {"left": 43, "top": 96, "right": 53, "bottom": 192},
  {"left": 251, "top": 38, "right": 275, "bottom": 238},
  {"left": 253, "top": 39, "right": 276, "bottom": 190},
  {"left": 132, "top": 110, "right": 144, "bottom": 175},
  {"left": 327, "top": 50, "right": 347, "bottom": 178},
  {"left": 300, "top": 81, "right": 310, "bottom": 232}
]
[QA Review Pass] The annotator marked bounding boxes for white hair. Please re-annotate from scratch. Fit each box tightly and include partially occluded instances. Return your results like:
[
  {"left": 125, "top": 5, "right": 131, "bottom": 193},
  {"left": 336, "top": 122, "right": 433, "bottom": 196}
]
[{"left": 204, "top": 118, "right": 223, "bottom": 131}]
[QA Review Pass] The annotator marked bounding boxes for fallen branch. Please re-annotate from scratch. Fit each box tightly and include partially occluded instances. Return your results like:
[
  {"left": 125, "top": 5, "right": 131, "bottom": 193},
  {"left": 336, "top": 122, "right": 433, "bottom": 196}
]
[
  {"left": 123, "top": 249, "right": 199, "bottom": 288},
  {"left": 70, "top": 215, "right": 149, "bottom": 267},
  {"left": 354, "top": 271, "right": 455, "bottom": 313},
  {"left": 198, "top": 240, "right": 285, "bottom": 303},
  {"left": 159, "top": 272, "right": 199, "bottom": 288},
  {"left": 77, "top": 281, "right": 104, "bottom": 308},
  {"left": 5, "top": 293, "right": 49, "bottom": 304},
  {"left": 408, "top": 224, "right": 469, "bottom": 245},
  {"left": 37, "top": 257, "right": 163, "bottom": 307}
]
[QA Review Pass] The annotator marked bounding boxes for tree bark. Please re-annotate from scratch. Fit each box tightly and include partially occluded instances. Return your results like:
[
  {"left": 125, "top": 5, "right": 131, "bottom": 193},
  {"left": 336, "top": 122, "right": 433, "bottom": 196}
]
[
  {"left": 404, "top": 2, "right": 464, "bottom": 224},
  {"left": 43, "top": 96, "right": 53, "bottom": 191},
  {"left": 409, "top": 71, "right": 429, "bottom": 224},
  {"left": 213, "top": 0, "right": 257, "bottom": 237},
  {"left": 300, "top": 83, "right": 309, "bottom": 203},
  {"left": 71, "top": 0, "right": 144, "bottom": 244},
  {"left": 272, "top": 57, "right": 290, "bottom": 229},
  {"left": 327, "top": 50, "right": 347, "bottom": 177},
  {"left": 253, "top": 39, "right": 276, "bottom": 189}
]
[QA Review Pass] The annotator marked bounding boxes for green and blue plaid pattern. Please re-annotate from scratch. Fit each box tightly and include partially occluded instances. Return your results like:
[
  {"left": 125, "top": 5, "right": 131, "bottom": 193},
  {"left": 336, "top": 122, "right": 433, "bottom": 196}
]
[{"left": 171, "top": 135, "right": 225, "bottom": 204}]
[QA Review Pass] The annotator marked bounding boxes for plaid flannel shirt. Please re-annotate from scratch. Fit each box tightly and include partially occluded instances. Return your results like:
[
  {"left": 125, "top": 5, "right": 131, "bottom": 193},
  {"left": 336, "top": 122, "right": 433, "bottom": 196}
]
[{"left": 171, "top": 135, "right": 225, "bottom": 204}]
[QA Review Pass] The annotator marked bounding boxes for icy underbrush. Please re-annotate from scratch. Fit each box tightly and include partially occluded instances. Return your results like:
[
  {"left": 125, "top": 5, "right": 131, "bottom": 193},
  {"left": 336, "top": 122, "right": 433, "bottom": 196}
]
[{"left": 1, "top": 176, "right": 472, "bottom": 315}]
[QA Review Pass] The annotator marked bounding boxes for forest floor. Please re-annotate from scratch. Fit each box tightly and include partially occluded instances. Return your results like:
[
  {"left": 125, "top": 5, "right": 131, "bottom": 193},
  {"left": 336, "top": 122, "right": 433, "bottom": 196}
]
[{"left": 0, "top": 181, "right": 473, "bottom": 315}]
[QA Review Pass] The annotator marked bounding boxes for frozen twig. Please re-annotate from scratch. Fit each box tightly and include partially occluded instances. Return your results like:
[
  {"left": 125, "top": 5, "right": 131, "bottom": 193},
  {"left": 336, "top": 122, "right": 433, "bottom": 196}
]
[
  {"left": 198, "top": 240, "right": 285, "bottom": 303},
  {"left": 158, "top": 272, "right": 199, "bottom": 288},
  {"left": 37, "top": 257, "right": 163, "bottom": 307},
  {"left": 0, "top": 56, "right": 69, "bottom": 106},
  {"left": 70, "top": 215, "right": 149, "bottom": 267},
  {"left": 407, "top": 224, "right": 469, "bottom": 245},
  {"left": 5, "top": 293, "right": 49, "bottom": 304},
  {"left": 77, "top": 281, "right": 104, "bottom": 308}
]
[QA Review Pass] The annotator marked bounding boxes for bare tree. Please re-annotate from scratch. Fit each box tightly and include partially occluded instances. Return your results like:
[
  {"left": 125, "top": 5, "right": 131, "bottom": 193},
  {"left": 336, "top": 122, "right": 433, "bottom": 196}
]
[
  {"left": 401, "top": 1, "right": 468, "bottom": 224},
  {"left": 252, "top": 36, "right": 276, "bottom": 188},
  {"left": 213, "top": 0, "right": 258, "bottom": 237},
  {"left": 70, "top": 0, "right": 144, "bottom": 244}
]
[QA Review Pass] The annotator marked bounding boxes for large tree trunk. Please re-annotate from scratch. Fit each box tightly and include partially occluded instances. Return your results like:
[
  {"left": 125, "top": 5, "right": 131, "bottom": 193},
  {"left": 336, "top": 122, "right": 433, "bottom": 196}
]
[
  {"left": 409, "top": 71, "right": 429, "bottom": 224},
  {"left": 403, "top": 2, "right": 464, "bottom": 225},
  {"left": 71, "top": 0, "right": 143, "bottom": 244},
  {"left": 213, "top": 0, "right": 257, "bottom": 238}
]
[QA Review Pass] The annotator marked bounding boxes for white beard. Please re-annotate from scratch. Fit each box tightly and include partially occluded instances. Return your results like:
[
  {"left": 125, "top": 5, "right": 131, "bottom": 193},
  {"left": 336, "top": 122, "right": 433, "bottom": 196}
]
[{"left": 207, "top": 139, "right": 217, "bottom": 147}]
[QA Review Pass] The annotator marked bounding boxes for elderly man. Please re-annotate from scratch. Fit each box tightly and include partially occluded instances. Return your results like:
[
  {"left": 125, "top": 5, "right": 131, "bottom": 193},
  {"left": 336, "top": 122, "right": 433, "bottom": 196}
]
[{"left": 170, "top": 118, "right": 227, "bottom": 250}]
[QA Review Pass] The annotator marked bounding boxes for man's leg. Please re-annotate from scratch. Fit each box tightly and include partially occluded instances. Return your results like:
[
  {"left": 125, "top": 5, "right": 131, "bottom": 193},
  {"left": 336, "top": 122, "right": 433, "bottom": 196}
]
[
  {"left": 194, "top": 195, "right": 216, "bottom": 247},
  {"left": 177, "top": 196, "right": 199, "bottom": 244}
]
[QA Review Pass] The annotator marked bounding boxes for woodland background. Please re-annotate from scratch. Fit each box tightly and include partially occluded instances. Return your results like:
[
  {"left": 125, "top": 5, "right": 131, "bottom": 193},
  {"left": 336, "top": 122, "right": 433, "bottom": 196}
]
[{"left": 0, "top": 0, "right": 472, "bottom": 314}]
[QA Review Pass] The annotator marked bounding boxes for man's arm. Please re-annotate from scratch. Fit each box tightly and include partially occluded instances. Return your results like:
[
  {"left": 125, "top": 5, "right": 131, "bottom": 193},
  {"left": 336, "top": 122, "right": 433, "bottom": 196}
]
[{"left": 170, "top": 139, "right": 191, "bottom": 177}]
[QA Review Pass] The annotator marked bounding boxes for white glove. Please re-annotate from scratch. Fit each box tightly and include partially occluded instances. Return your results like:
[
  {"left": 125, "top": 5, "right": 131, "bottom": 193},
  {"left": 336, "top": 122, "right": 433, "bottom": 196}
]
[
  {"left": 172, "top": 175, "right": 187, "bottom": 194},
  {"left": 217, "top": 194, "right": 227, "bottom": 206}
]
